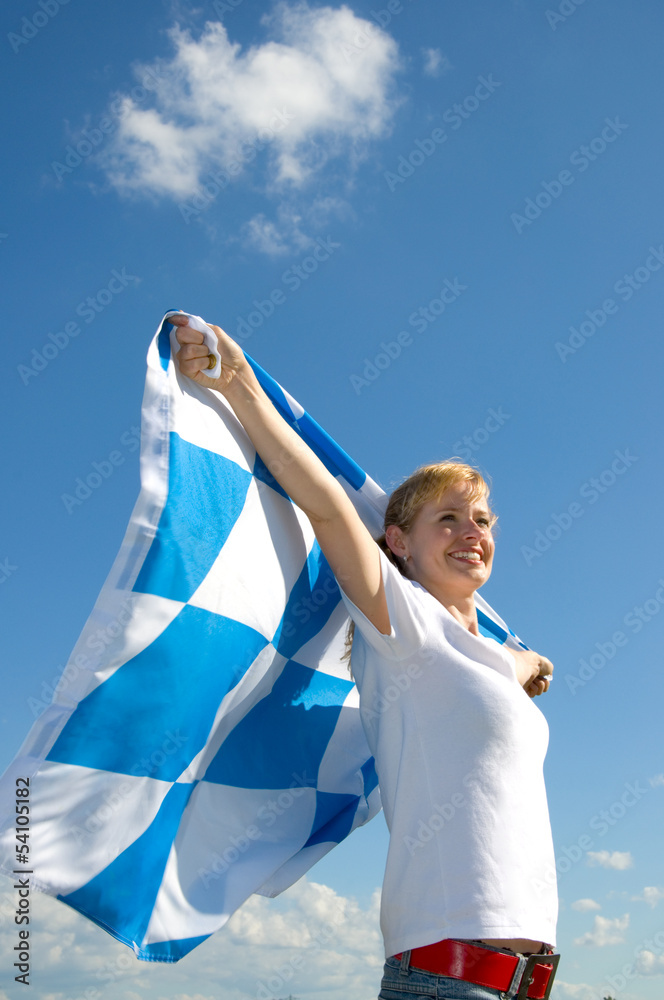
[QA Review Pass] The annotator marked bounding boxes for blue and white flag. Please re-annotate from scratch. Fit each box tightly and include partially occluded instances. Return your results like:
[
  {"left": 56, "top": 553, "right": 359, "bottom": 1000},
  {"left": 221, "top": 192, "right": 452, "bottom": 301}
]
[{"left": 0, "top": 312, "right": 526, "bottom": 962}]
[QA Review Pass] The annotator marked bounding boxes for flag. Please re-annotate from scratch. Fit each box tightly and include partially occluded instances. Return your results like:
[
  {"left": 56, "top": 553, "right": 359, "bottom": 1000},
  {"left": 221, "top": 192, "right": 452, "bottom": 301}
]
[{"left": 0, "top": 312, "right": 526, "bottom": 962}]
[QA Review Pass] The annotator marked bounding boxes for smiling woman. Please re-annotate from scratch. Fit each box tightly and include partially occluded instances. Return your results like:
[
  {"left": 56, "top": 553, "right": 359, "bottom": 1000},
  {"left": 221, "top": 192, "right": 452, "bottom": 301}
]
[
  {"left": 171, "top": 312, "right": 559, "bottom": 1000},
  {"left": 379, "top": 465, "right": 496, "bottom": 621}
]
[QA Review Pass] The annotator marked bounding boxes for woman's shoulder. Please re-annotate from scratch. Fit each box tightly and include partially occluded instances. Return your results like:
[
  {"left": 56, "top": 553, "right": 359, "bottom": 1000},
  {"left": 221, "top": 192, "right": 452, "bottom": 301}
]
[{"left": 340, "top": 548, "right": 431, "bottom": 662}]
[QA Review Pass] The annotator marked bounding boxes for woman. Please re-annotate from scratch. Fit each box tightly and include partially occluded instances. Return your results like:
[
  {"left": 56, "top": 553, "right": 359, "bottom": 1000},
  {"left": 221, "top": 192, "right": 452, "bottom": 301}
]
[{"left": 171, "top": 314, "right": 559, "bottom": 1000}]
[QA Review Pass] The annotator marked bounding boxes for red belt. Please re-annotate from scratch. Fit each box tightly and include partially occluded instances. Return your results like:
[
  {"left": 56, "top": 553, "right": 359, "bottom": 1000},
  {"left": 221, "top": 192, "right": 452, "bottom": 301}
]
[{"left": 393, "top": 939, "right": 560, "bottom": 1000}]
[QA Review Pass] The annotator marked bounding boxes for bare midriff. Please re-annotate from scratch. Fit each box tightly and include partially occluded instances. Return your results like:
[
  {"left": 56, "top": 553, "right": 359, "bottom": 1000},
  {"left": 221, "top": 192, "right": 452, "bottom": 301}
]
[{"left": 478, "top": 938, "right": 544, "bottom": 955}]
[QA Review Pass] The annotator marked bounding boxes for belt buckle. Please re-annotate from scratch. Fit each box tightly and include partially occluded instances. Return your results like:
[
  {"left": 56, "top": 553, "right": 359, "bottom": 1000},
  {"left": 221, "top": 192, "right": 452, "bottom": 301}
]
[{"left": 515, "top": 951, "right": 560, "bottom": 1000}]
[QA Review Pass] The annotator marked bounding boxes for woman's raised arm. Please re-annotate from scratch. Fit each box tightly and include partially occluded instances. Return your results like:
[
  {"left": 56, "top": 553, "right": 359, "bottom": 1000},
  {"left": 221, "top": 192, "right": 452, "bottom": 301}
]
[{"left": 171, "top": 314, "right": 391, "bottom": 634}]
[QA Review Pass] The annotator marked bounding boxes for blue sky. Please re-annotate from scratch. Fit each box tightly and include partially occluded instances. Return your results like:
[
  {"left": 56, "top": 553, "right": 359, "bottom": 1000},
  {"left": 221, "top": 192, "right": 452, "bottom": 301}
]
[{"left": 2, "top": 1, "right": 664, "bottom": 998}]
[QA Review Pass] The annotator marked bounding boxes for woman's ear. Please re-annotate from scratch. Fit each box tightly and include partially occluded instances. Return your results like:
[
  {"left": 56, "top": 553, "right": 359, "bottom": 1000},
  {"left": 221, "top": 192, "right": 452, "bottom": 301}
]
[{"left": 385, "top": 524, "right": 406, "bottom": 559}]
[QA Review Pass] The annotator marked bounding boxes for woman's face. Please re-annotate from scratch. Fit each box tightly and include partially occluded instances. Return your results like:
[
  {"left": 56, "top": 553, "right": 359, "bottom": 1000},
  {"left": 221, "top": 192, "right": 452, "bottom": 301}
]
[{"left": 391, "top": 481, "right": 495, "bottom": 601}]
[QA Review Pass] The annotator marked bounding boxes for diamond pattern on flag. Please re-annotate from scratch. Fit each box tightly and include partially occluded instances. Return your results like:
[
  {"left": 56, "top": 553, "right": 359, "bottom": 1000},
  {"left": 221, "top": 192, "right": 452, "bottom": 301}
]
[{"left": 0, "top": 312, "right": 527, "bottom": 962}]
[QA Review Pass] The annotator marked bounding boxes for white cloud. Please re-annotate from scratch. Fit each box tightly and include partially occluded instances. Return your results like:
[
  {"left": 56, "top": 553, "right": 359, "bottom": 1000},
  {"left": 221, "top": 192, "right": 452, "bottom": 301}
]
[
  {"left": 165, "top": 995, "right": 217, "bottom": 1000},
  {"left": 586, "top": 850, "right": 633, "bottom": 870},
  {"left": 227, "top": 877, "right": 381, "bottom": 957},
  {"left": 650, "top": 773, "right": 664, "bottom": 787},
  {"left": 632, "top": 886, "right": 664, "bottom": 907},
  {"left": 241, "top": 208, "right": 311, "bottom": 256},
  {"left": 101, "top": 2, "right": 402, "bottom": 201},
  {"left": 422, "top": 47, "right": 451, "bottom": 77},
  {"left": 213, "top": 878, "right": 383, "bottom": 998},
  {"left": 0, "top": 877, "right": 383, "bottom": 1000},
  {"left": 573, "top": 913, "right": 629, "bottom": 947},
  {"left": 635, "top": 949, "right": 664, "bottom": 975},
  {"left": 241, "top": 196, "right": 352, "bottom": 255},
  {"left": 550, "top": 982, "right": 602, "bottom": 1000},
  {"left": 0, "top": 883, "right": 136, "bottom": 996},
  {"left": 571, "top": 898, "right": 601, "bottom": 912}
]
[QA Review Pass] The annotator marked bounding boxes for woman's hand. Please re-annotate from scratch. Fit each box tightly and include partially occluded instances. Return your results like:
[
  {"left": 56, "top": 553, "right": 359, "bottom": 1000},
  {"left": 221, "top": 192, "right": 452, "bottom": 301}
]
[
  {"left": 169, "top": 313, "right": 249, "bottom": 397},
  {"left": 510, "top": 648, "right": 553, "bottom": 698}
]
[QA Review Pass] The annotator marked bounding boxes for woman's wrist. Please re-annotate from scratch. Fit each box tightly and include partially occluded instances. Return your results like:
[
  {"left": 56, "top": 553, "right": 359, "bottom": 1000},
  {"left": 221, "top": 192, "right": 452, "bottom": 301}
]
[{"left": 221, "top": 366, "right": 271, "bottom": 422}]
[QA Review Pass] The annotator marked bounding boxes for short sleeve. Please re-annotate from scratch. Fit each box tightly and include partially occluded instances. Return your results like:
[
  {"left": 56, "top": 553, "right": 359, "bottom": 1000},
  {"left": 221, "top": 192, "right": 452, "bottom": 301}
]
[{"left": 337, "top": 549, "right": 429, "bottom": 661}]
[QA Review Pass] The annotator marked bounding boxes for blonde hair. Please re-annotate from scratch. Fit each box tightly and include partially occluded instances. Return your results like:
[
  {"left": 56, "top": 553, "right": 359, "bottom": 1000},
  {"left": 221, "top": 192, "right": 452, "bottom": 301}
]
[
  {"left": 343, "top": 460, "right": 495, "bottom": 665},
  {"left": 377, "top": 459, "right": 495, "bottom": 572}
]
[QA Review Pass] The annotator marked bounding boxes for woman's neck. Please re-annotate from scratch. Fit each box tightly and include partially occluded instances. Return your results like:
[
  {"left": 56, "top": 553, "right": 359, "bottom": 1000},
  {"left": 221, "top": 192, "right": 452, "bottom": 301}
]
[
  {"left": 411, "top": 574, "right": 479, "bottom": 633},
  {"left": 441, "top": 597, "right": 480, "bottom": 634}
]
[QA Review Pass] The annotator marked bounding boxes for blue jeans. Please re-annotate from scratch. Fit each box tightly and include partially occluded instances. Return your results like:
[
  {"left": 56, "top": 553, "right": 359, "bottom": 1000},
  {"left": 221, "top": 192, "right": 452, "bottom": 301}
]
[{"left": 378, "top": 952, "right": 523, "bottom": 1000}]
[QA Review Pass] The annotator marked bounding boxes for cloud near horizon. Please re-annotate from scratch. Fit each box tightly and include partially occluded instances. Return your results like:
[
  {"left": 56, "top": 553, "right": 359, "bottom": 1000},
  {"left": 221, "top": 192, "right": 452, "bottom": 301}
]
[
  {"left": 0, "top": 877, "right": 382, "bottom": 1000},
  {"left": 551, "top": 983, "right": 604, "bottom": 1000}
]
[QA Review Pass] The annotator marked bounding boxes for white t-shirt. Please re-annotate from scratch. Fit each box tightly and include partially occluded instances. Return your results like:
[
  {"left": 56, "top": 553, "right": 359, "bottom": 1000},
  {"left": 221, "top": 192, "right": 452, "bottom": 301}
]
[{"left": 339, "top": 550, "right": 558, "bottom": 958}]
